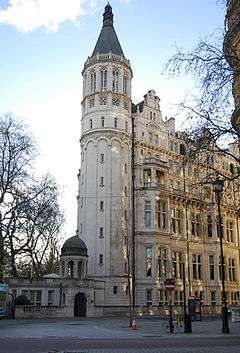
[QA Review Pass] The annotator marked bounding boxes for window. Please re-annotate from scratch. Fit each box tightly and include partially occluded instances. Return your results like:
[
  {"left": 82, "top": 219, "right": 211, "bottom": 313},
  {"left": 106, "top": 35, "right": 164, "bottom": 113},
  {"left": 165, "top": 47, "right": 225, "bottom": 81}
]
[
  {"left": 207, "top": 215, "right": 213, "bottom": 238},
  {"left": 100, "top": 201, "right": 104, "bottom": 211},
  {"left": 124, "top": 186, "right": 127, "bottom": 196},
  {"left": 156, "top": 170, "right": 164, "bottom": 186},
  {"left": 174, "top": 291, "right": 184, "bottom": 306},
  {"left": 209, "top": 255, "right": 215, "bottom": 280},
  {"left": 80, "top": 223, "right": 83, "bottom": 234},
  {"left": 191, "top": 213, "right": 201, "bottom": 236},
  {"left": 100, "top": 153, "right": 104, "bottom": 163},
  {"left": 150, "top": 112, "right": 152, "bottom": 120},
  {"left": 101, "top": 116, "right": 105, "bottom": 127},
  {"left": 144, "top": 201, "right": 151, "bottom": 228},
  {"left": 219, "top": 256, "right": 226, "bottom": 281},
  {"left": 154, "top": 134, "right": 158, "bottom": 144},
  {"left": 100, "top": 177, "right": 104, "bottom": 187},
  {"left": 159, "top": 289, "right": 168, "bottom": 306},
  {"left": 123, "top": 75, "right": 128, "bottom": 94},
  {"left": 99, "top": 227, "right": 104, "bottom": 238},
  {"left": 90, "top": 71, "right": 96, "bottom": 92},
  {"left": 125, "top": 121, "right": 128, "bottom": 132},
  {"left": 171, "top": 209, "right": 182, "bottom": 234},
  {"left": 22, "top": 290, "right": 42, "bottom": 306},
  {"left": 144, "top": 169, "right": 152, "bottom": 185},
  {"left": 146, "top": 247, "right": 153, "bottom": 277},
  {"left": 146, "top": 289, "right": 152, "bottom": 306},
  {"left": 99, "top": 254, "right": 103, "bottom": 264},
  {"left": 172, "top": 252, "right": 184, "bottom": 279},
  {"left": 157, "top": 248, "right": 168, "bottom": 278},
  {"left": 90, "top": 119, "right": 93, "bottom": 129},
  {"left": 77, "top": 261, "right": 83, "bottom": 278},
  {"left": 80, "top": 197, "right": 83, "bottom": 208},
  {"left": 100, "top": 69, "right": 107, "bottom": 91},
  {"left": 156, "top": 200, "right": 167, "bottom": 229},
  {"left": 231, "top": 292, "right": 239, "bottom": 305},
  {"left": 124, "top": 99, "right": 129, "bottom": 110},
  {"left": 112, "top": 70, "right": 119, "bottom": 92},
  {"left": 153, "top": 113, "right": 156, "bottom": 121},
  {"left": 114, "top": 117, "right": 118, "bottom": 127},
  {"left": 113, "top": 286, "right": 118, "bottom": 294},
  {"left": 124, "top": 210, "right": 127, "bottom": 221},
  {"left": 211, "top": 291, "right": 216, "bottom": 305},
  {"left": 193, "top": 254, "right": 202, "bottom": 280},
  {"left": 228, "top": 258, "right": 236, "bottom": 282},
  {"left": 226, "top": 221, "right": 234, "bottom": 242},
  {"left": 124, "top": 163, "right": 127, "bottom": 173},
  {"left": 216, "top": 216, "right": 224, "bottom": 239}
]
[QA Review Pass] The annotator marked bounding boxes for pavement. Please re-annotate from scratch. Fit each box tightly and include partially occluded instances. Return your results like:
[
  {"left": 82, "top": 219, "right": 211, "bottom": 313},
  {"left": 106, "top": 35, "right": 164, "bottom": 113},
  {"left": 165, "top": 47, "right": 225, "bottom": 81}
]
[{"left": 0, "top": 317, "right": 240, "bottom": 353}]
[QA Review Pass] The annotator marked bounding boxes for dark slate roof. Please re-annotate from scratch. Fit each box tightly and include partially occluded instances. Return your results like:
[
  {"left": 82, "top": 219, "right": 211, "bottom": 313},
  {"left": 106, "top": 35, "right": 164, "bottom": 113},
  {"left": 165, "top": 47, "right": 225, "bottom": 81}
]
[
  {"left": 61, "top": 236, "right": 88, "bottom": 257},
  {"left": 92, "top": 4, "right": 125, "bottom": 58}
]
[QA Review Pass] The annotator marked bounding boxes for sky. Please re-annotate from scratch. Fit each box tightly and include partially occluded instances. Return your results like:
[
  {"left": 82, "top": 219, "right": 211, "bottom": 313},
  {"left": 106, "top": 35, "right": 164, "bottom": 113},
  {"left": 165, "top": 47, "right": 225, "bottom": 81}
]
[{"left": 0, "top": 0, "right": 226, "bottom": 241}]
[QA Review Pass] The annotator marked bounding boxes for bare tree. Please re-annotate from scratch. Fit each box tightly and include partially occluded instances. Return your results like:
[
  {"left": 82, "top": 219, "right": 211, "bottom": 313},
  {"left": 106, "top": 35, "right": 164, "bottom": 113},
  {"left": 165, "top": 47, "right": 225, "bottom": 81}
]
[
  {"left": 0, "top": 114, "right": 64, "bottom": 280},
  {"left": 166, "top": 28, "right": 240, "bottom": 166}
]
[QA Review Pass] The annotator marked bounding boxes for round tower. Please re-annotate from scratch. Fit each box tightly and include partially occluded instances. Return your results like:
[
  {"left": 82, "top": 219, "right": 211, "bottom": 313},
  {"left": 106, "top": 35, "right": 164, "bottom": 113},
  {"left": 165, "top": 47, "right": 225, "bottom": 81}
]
[{"left": 77, "top": 4, "right": 132, "bottom": 304}]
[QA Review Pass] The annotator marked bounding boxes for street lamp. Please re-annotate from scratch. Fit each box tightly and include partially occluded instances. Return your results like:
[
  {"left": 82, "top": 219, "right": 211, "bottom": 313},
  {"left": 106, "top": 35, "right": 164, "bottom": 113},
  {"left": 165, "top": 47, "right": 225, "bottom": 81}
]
[{"left": 212, "top": 179, "right": 230, "bottom": 334}]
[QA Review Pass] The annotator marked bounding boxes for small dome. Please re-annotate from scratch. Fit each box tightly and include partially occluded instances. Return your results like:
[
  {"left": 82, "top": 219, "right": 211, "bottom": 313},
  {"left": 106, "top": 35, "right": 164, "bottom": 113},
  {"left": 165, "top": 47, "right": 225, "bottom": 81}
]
[{"left": 61, "top": 236, "right": 88, "bottom": 257}]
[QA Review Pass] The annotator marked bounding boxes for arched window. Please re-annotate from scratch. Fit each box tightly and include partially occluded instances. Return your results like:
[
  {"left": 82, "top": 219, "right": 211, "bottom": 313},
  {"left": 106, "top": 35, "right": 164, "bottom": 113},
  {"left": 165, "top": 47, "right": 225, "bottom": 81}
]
[
  {"left": 100, "top": 69, "right": 107, "bottom": 91},
  {"left": 78, "top": 261, "right": 83, "bottom": 278},
  {"left": 112, "top": 70, "right": 119, "bottom": 92},
  {"left": 90, "top": 71, "right": 96, "bottom": 92},
  {"left": 68, "top": 261, "right": 74, "bottom": 278}
]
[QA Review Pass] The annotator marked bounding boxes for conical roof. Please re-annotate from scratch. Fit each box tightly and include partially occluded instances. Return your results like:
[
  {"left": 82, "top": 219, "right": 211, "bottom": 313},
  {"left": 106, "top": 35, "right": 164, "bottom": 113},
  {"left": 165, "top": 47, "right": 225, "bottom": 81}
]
[{"left": 92, "top": 4, "right": 125, "bottom": 58}]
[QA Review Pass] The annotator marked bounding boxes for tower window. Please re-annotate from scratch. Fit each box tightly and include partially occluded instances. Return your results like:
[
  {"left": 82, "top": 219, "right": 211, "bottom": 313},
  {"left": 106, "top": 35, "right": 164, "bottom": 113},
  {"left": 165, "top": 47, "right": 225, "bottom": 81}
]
[
  {"left": 99, "top": 254, "right": 103, "bottom": 264},
  {"left": 150, "top": 112, "right": 152, "bottom": 120},
  {"left": 112, "top": 97, "right": 120, "bottom": 106},
  {"left": 101, "top": 116, "right": 105, "bottom": 127},
  {"left": 100, "top": 201, "right": 104, "bottom": 211},
  {"left": 124, "top": 186, "right": 127, "bottom": 196},
  {"left": 123, "top": 75, "right": 128, "bottom": 94},
  {"left": 90, "top": 119, "right": 93, "bottom": 129},
  {"left": 100, "top": 69, "right": 107, "bottom": 91},
  {"left": 112, "top": 70, "right": 119, "bottom": 92},
  {"left": 99, "top": 95, "right": 107, "bottom": 105},
  {"left": 99, "top": 227, "right": 104, "bottom": 238},
  {"left": 125, "top": 121, "right": 128, "bottom": 132},
  {"left": 124, "top": 163, "right": 127, "bottom": 173},
  {"left": 100, "top": 153, "right": 104, "bottom": 163},
  {"left": 114, "top": 117, "right": 118, "bottom": 128},
  {"left": 113, "top": 286, "right": 118, "bottom": 294},
  {"left": 90, "top": 71, "right": 96, "bottom": 92},
  {"left": 100, "top": 177, "right": 104, "bottom": 187}
]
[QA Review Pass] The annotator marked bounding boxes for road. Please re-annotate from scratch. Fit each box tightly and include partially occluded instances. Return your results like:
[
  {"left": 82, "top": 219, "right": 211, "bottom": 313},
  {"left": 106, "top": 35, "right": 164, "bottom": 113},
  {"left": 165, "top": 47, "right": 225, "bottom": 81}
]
[{"left": 0, "top": 318, "right": 240, "bottom": 353}]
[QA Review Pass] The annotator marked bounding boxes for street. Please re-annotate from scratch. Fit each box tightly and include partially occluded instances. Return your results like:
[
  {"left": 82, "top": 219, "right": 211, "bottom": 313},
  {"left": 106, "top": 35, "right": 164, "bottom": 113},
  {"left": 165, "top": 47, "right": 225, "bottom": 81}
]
[{"left": 0, "top": 318, "right": 240, "bottom": 353}]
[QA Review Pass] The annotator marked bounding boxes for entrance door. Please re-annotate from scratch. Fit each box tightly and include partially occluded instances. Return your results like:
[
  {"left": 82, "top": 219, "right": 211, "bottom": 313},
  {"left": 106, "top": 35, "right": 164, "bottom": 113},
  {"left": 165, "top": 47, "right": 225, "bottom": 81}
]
[{"left": 74, "top": 292, "right": 87, "bottom": 317}]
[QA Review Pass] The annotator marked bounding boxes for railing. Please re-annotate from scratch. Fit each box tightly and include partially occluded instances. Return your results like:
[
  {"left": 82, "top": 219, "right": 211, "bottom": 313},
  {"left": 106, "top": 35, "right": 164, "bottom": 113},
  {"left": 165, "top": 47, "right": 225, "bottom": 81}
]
[{"left": 84, "top": 53, "right": 131, "bottom": 70}]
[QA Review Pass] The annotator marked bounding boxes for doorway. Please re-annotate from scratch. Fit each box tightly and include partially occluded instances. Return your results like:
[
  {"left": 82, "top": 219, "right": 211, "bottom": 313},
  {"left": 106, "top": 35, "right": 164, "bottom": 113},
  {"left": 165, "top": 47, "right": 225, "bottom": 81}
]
[{"left": 74, "top": 292, "right": 87, "bottom": 317}]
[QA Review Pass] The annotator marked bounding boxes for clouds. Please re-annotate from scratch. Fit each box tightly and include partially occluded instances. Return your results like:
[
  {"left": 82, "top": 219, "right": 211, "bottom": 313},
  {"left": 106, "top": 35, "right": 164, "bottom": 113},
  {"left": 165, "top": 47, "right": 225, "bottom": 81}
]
[
  {"left": 0, "top": 0, "right": 132, "bottom": 32},
  {"left": 0, "top": 0, "right": 86, "bottom": 32}
]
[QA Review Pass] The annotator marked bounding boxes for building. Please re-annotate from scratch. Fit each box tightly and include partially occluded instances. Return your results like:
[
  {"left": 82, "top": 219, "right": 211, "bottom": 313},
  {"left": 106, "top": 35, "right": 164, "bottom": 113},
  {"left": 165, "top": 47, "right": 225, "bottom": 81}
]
[
  {"left": 8, "top": 4, "right": 240, "bottom": 318},
  {"left": 77, "top": 4, "right": 240, "bottom": 313},
  {"left": 225, "top": 0, "right": 240, "bottom": 133}
]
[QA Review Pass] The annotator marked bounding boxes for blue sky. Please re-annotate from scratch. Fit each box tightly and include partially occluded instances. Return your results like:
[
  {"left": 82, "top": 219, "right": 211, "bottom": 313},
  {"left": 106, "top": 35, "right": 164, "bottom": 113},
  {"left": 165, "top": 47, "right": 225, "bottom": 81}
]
[{"left": 0, "top": 0, "right": 226, "bottom": 238}]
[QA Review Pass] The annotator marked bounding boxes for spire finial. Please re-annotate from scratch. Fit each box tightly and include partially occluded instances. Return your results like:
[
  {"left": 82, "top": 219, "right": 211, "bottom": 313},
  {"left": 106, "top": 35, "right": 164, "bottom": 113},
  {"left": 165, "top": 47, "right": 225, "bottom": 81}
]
[{"left": 103, "top": 3, "right": 113, "bottom": 27}]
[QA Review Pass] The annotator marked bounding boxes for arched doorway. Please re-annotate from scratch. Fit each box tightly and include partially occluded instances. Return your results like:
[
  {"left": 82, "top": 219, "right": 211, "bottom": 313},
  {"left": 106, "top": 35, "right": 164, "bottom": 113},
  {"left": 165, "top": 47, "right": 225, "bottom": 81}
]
[{"left": 74, "top": 292, "right": 87, "bottom": 317}]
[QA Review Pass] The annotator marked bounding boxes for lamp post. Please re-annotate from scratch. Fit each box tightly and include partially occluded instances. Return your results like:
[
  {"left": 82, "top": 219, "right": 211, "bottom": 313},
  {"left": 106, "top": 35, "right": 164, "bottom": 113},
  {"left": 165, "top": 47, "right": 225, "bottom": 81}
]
[{"left": 212, "top": 179, "right": 230, "bottom": 334}]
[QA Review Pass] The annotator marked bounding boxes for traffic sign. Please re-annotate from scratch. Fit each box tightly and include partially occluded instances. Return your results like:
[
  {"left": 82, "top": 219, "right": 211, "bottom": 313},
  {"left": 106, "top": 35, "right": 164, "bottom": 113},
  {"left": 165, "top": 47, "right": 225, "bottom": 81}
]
[{"left": 164, "top": 278, "right": 175, "bottom": 292}]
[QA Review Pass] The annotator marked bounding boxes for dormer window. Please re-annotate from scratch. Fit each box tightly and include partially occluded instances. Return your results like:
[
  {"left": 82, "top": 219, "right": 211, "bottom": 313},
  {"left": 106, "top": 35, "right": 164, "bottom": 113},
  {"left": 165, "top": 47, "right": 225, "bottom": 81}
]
[
  {"left": 112, "top": 70, "right": 119, "bottom": 92},
  {"left": 90, "top": 71, "right": 96, "bottom": 92},
  {"left": 100, "top": 69, "right": 107, "bottom": 91}
]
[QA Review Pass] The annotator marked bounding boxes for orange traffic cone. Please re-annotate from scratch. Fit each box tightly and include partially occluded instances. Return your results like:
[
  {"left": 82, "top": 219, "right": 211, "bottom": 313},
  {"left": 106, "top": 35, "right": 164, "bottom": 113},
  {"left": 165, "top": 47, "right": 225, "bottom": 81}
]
[{"left": 131, "top": 319, "right": 137, "bottom": 331}]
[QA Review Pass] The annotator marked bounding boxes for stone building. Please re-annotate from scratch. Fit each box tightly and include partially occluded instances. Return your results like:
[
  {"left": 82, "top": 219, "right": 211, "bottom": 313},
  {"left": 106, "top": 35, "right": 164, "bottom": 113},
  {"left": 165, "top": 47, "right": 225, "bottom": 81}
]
[
  {"left": 225, "top": 0, "right": 240, "bottom": 133},
  {"left": 8, "top": 4, "right": 240, "bottom": 318}
]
